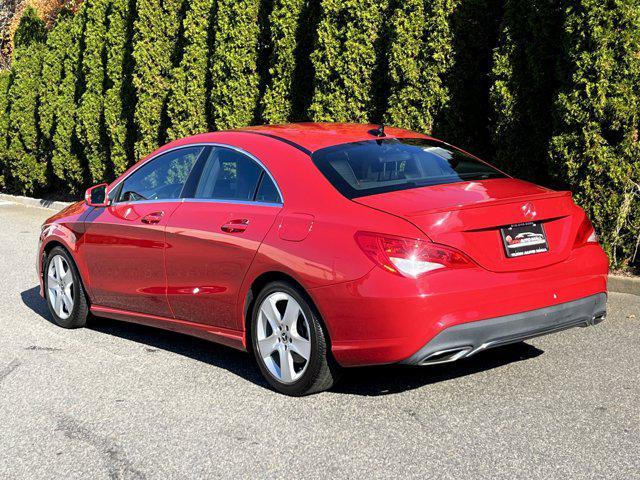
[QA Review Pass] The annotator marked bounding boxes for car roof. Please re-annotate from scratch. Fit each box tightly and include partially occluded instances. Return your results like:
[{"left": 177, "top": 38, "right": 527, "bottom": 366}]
[{"left": 182, "top": 123, "right": 432, "bottom": 155}]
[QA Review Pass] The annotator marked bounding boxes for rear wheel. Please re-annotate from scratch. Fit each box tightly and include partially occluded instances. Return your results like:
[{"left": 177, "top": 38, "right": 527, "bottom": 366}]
[
  {"left": 251, "top": 281, "right": 340, "bottom": 396},
  {"left": 44, "top": 246, "right": 88, "bottom": 329}
]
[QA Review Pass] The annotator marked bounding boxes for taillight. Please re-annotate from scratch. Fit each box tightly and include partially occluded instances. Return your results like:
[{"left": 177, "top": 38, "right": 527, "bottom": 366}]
[
  {"left": 574, "top": 216, "right": 598, "bottom": 247},
  {"left": 355, "top": 231, "right": 475, "bottom": 278}
]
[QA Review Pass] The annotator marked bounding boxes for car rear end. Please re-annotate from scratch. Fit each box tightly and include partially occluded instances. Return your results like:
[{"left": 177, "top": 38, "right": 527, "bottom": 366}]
[{"left": 309, "top": 136, "right": 608, "bottom": 367}]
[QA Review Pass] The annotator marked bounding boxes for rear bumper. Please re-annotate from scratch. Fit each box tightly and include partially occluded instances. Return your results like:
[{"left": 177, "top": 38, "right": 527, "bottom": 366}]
[
  {"left": 400, "top": 293, "right": 607, "bottom": 365},
  {"left": 310, "top": 244, "right": 609, "bottom": 367}
]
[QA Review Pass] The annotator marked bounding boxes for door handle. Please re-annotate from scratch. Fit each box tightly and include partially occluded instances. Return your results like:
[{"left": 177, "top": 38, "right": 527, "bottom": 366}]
[
  {"left": 141, "top": 211, "right": 164, "bottom": 224},
  {"left": 221, "top": 219, "right": 249, "bottom": 233}
]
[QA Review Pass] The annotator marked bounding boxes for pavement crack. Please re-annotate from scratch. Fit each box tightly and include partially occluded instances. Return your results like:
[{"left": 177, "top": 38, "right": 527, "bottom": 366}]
[
  {"left": 25, "top": 345, "right": 63, "bottom": 352},
  {"left": 0, "top": 358, "right": 21, "bottom": 383},
  {"left": 56, "top": 415, "right": 146, "bottom": 480}
]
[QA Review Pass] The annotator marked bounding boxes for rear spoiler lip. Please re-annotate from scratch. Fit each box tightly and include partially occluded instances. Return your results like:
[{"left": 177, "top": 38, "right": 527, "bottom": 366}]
[{"left": 404, "top": 190, "right": 572, "bottom": 217}]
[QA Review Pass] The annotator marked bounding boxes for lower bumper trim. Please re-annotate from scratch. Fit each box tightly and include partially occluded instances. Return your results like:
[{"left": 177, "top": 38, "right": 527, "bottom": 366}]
[{"left": 401, "top": 293, "right": 607, "bottom": 366}]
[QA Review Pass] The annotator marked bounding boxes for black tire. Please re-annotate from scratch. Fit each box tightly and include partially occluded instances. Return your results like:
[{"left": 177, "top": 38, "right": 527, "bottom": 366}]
[
  {"left": 250, "top": 281, "right": 341, "bottom": 396},
  {"left": 43, "top": 246, "right": 89, "bottom": 329}
]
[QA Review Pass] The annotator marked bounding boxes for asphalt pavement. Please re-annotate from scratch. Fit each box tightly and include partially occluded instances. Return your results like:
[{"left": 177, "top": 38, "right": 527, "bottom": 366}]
[{"left": 0, "top": 201, "right": 638, "bottom": 479}]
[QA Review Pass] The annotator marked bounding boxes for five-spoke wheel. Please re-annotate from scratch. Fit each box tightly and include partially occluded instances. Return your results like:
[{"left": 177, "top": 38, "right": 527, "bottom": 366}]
[
  {"left": 47, "top": 254, "right": 74, "bottom": 320},
  {"left": 44, "top": 246, "right": 88, "bottom": 328},
  {"left": 256, "top": 292, "right": 311, "bottom": 384},
  {"left": 251, "top": 281, "right": 340, "bottom": 395}
]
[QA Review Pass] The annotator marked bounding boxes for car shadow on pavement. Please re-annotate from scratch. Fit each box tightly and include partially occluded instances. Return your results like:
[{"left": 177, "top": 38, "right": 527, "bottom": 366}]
[{"left": 21, "top": 286, "right": 543, "bottom": 396}]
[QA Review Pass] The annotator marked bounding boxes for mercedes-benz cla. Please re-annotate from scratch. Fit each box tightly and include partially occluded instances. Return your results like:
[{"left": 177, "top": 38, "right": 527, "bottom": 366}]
[{"left": 37, "top": 123, "right": 608, "bottom": 395}]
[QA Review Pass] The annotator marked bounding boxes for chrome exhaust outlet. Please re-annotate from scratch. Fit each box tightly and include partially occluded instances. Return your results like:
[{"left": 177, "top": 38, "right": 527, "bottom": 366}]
[{"left": 419, "top": 346, "right": 473, "bottom": 366}]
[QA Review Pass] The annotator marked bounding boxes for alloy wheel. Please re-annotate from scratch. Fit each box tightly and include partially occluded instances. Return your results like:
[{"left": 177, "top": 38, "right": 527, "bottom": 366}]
[
  {"left": 256, "top": 292, "right": 311, "bottom": 384},
  {"left": 47, "top": 254, "right": 74, "bottom": 320}
]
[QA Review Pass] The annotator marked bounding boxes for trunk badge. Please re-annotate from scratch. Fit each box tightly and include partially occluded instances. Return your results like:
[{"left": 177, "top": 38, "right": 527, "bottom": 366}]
[{"left": 522, "top": 202, "right": 537, "bottom": 219}]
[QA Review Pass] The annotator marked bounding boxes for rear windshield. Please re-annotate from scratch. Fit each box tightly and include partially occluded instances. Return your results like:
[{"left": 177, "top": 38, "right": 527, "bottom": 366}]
[{"left": 312, "top": 138, "right": 507, "bottom": 198}]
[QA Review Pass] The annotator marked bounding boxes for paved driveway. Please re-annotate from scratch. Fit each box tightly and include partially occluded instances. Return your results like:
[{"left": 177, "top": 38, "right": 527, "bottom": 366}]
[{"left": 0, "top": 201, "right": 638, "bottom": 479}]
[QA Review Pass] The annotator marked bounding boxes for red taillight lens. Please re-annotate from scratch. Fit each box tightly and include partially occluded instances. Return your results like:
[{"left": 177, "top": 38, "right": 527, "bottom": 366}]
[
  {"left": 355, "top": 231, "right": 475, "bottom": 278},
  {"left": 574, "top": 216, "right": 598, "bottom": 247}
]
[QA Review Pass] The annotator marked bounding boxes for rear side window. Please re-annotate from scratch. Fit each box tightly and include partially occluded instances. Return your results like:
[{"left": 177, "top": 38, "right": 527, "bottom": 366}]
[
  {"left": 192, "top": 147, "right": 263, "bottom": 201},
  {"left": 118, "top": 146, "right": 202, "bottom": 202},
  {"left": 312, "top": 138, "right": 506, "bottom": 198},
  {"left": 255, "top": 175, "right": 281, "bottom": 203}
]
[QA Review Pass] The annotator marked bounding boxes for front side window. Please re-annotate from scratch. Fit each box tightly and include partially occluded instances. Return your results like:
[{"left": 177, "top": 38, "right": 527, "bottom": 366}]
[
  {"left": 312, "top": 138, "right": 507, "bottom": 198},
  {"left": 118, "top": 147, "right": 202, "bottom": 202},
  {"left": 191, "top": 147, "right": 265, "bottom": 201}
]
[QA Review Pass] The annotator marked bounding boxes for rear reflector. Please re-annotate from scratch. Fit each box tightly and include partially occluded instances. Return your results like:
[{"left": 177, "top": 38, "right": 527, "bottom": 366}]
[{"left": 355, "top": 231, "right": 475, "bottom": 278}]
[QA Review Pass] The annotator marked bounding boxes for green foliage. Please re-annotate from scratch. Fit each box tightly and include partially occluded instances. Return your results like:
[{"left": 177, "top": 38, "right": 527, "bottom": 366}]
[
  {"left": 5, "top": 8, "right": 47, "bottom": 195},
  {"left": 39, "top": 9, "right": 85, "bottom": 192},
  {"left": 436, "top": 0, "right": 503, "bottom": 158},
  {"left": 78, "top": 0, "right": 110, "bottom": 183},
  {"left": 0, "top": 70, "right": 11, "bottom": 188},
  {"left": 13, "top": 6, "right": 47, "bottom": 48},
  {"left": 385, "top": 0, "right": 458, "bottom": 132},
  {"left": 104, "top": 0, "right": 136, "bottom": 177},
  {"left": 489, "top": 0, "right": 565, "bottom": 182},
  {"left": 133, "top": 0, "right": 186, "bottom": 159},
  {"left": 166, "top": 0, "right": 215, "bottom": 140},
  {"left": 549, "top": 0, "right": 640, "bottom": 269},
  {"left": 310, "top": 0, "right": 387, "bottom": 122},
  {"left": 261, "top": 0, "right": 306, "bottom": 124},
  {"left": 209, "top": 0, "right": 261, "bottom": 130},
  {"left": 0, "top": 0, "right": 638, "bottom": 268}
]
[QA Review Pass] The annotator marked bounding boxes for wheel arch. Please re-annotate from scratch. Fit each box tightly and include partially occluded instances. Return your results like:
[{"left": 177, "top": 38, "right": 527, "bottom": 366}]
[
  {"left": 242, "top": 271, "right": 333, "bottom": 355},
  {"left": 40, "top": 238, "right": 92, "bottom": 301}
]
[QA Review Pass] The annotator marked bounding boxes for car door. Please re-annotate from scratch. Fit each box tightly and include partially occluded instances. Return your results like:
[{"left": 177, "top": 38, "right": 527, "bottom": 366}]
[
  {"left": 164, "top": 145, "right": 283, "bottom": 330},
  {"left": 82, "top": 146, "right": 203, "bottom": 317}
]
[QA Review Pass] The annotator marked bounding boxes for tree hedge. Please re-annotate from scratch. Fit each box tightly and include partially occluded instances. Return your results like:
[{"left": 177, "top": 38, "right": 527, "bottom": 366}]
[
  {"left": 209, "top": 0, "right": 261, "bottom": 130},
  {"left": 39, "top": 9, "right": 85, "bottom": 192},
  {"left": 104, "top": 0, "right": 136, "bottom": 177},
  {"left": 385, "top": 0, "right": 458, "bottom": 132},
  {"left": 261, "top": 0, "right": 306, "bottom": 124},
  {"left": 0, "top": 0, "right": 638, "bottom": 270},
  {"left": 0, "top": 69, "right": 11, "bottom": 189},
  {"left": 310, "top": 0, "right": 387, "bottom": 122},
  {"left": 489, "top": 0, "right": 565, "bottom": 183},
  {"left": 78, "top": 0, "right": 111, "bottom": 183},
  {"left": 549, "top": 0, "right": 640, "bottom": 269},
  {"left": 4, "top": 7, "right": 47, "bottom": 195},
  {"left": 132, "top": 0, "right": 186, "bottom": 159},
  {"left": 166, "top": 0, "right": 216, "bottom": 140}
]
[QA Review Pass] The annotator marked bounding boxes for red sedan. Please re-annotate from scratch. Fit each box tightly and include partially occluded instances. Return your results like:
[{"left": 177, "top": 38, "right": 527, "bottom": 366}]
[{"left": 37, "top": 123, "right": 608, "bottom": 395}]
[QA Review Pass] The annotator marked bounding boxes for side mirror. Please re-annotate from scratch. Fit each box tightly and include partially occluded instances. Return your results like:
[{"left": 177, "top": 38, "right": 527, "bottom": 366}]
[{"left": 85, "top": 183, "right": 110, "bottom": 207}]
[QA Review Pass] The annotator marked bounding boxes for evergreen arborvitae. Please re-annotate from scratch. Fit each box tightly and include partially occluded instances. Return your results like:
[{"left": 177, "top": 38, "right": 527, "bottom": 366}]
[
  {"left": 5, "top": 7, "right": 48, "bottom": 194},
  {"left": 310, "top": 0, "right": 388, "bottom": 122},
  {"left": 166, "top": 0, "right": 215, "bottom": 140},
  {"left": 104, "top": 0, "right": 136, "bottom": 177},
  {"left": 40, "top": 9, "right": 85, "bottom": 192},
  {"left": 436, "top": 0, "right": 502, "bottom": 157},
  {"left": 261, "top": 0, "right": 306, "bottom": 124},
  {"left": 78, "top": 0, "right": 110, "bottom": 183},
  {"left": 133, "top": 0, "right": 186, "bottom": 159},
  {"left": 489, "top": 0, "right": 565, "bottom": 182},
  {"left": 385, "top": 0, "right": 458, "bottom": 132},
  {"left": 0, "top": 70, "right": 11, "bottom": 188},
  {"left": 209, "top": 0, "right": 261, "bottom": 130},
  {"left": 549, "top": 0, "right": 640, "bottom": 268}
]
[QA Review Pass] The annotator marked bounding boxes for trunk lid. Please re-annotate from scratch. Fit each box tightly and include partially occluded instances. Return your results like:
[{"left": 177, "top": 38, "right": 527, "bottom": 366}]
[{"left": 354, "top": 178, "right": 578, "bottom": 272}]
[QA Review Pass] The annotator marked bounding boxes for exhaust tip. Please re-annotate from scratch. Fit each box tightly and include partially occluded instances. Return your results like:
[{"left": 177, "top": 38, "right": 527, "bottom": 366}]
[{"left": 419, "top": 346, "right": 472, "bottom": 366}]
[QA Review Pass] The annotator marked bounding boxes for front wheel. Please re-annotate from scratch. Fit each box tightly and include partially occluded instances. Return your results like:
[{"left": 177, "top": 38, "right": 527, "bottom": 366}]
[
  {"left": 251, "top": 281, "right": 340, "bottom": 396},
  {"left": 44, "top": 246, "right": 89, "bottom": 329}
]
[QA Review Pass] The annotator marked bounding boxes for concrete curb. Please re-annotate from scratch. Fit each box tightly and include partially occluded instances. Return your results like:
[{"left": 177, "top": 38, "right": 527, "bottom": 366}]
[
  {"left": 0, "top": 193, "right": 73, "bottom": 211},
  {"left": 607, "top": 275, "right": 640, "bottom": 297},
  {"left": 1, "top": 191, "right": 638, "bottom": 296}
]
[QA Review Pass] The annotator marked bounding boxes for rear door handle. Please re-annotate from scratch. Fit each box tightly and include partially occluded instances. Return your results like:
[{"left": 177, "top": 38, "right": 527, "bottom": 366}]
[
  {"left": 221, "top": 219, "right": 249, "bottom": 233},
  {"left": 141, "top": 211, "right": 164, "bottom": 224}
]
